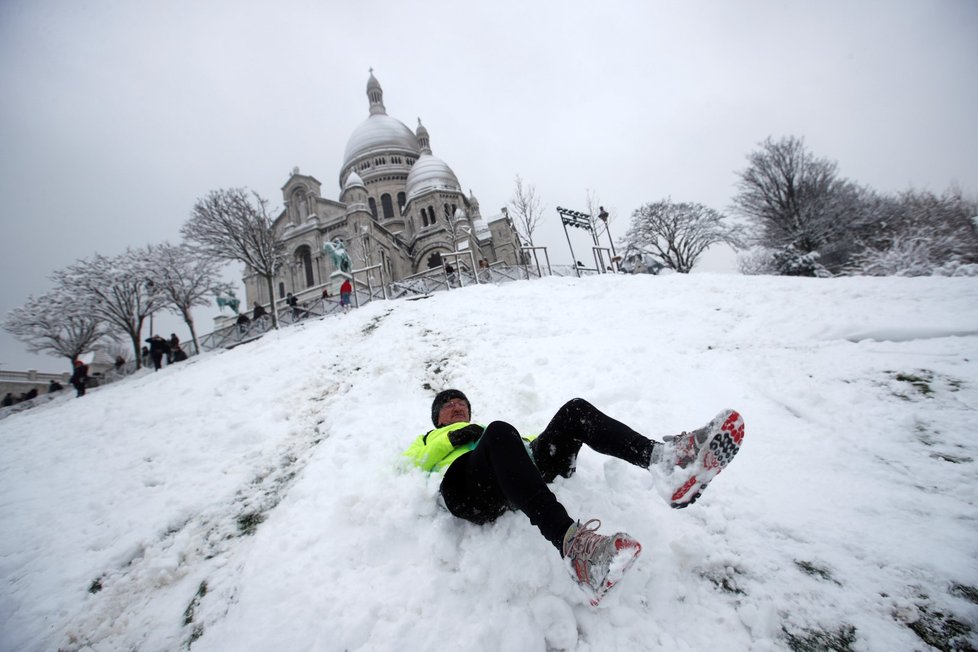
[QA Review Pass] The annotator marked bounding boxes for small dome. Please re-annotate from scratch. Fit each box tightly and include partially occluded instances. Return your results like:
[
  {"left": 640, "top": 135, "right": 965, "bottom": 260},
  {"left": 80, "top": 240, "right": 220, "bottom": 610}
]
[
  {"left": 344, "top": 170, "right": 365, "bottom": 189},
  {"left": 405, "top": 154, "right": 461, "bottom": 201},
  {"left": 342, "top": 114, "right": 420, "bottom": 172}
]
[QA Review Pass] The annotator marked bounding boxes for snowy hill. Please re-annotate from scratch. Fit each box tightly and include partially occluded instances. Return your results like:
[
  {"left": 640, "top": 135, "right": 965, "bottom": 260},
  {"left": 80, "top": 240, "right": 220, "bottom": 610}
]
[{"left": 2, "top": 273, "right": 977, "bottom": 652}]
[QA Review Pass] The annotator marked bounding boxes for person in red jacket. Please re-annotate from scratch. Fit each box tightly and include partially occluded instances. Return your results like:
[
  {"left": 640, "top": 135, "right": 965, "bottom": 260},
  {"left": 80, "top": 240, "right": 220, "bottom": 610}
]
[
  {"left": 404, "top": 389, "right": 745, "bottom": 605},
  {"left": 339, "top": 278, "right": 353, "bottom": 311}
]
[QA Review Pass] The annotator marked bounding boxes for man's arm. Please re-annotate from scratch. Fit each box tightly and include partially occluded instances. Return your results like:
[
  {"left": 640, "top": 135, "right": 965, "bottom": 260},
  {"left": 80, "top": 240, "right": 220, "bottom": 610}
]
[{"left": 403, "top": 423, "right": 483, "bottom": 472}]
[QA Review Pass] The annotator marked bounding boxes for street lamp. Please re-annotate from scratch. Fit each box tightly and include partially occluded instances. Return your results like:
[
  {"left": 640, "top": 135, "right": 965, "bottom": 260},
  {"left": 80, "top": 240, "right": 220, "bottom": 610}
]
[
  {"left": 598, "top": 206, "right": 619, "bottom": 271},
  {"left": 144, "top": 279, "right": 155, "bottom": 336}
]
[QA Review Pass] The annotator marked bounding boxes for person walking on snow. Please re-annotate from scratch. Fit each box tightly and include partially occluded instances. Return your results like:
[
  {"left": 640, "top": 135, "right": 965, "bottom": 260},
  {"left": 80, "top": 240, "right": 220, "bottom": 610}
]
[
  {"left": 70, "top": 360, "right": 89, "bottom": 397},
  {"left": 404, "top": 390, "right": 745, "bottom": 605},
  {"left": 339, "top": 279, "right": 353, "bottom": 311}
]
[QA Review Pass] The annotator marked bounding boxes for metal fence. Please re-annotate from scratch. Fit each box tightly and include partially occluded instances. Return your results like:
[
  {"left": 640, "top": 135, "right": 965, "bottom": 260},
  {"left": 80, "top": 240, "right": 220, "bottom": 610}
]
[{"left": 196, "top": 259, "right": 568, "bottom": 353}]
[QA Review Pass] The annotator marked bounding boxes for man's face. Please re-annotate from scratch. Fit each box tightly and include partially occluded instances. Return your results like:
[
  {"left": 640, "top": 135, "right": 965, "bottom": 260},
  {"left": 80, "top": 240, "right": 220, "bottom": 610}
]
[{"left": 438, "top": 398, "right": 470, "bottom": 426}]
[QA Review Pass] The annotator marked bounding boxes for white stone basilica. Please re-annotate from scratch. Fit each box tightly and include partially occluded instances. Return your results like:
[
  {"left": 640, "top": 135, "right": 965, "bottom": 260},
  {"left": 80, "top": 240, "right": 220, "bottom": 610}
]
[{"left": 242, "top": 72, "right": 521, "bottom": 307}]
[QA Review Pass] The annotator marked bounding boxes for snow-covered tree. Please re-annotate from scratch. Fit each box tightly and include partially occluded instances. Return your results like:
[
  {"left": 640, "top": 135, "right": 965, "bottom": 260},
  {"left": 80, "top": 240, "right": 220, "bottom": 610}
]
[
  {"left": 624, "top": 199, "right": 742, "bottom": 274},
  {"left": 151, "top": 242, "right": 232, "bottom": 353},
  {"left": 847, "top": 188, "right": 978, "bottom": 276},
  {"left": 508, "top": 175, "right": 545, "bottom": 247},
  {"left": 733, "top": 136, "right": 870, "bottom": 273},
  {"left": 51, "top": 247, "right": 167, "bottom": 368},
  {"left": 181, "top": 188, "right": 286, "bottom": 329},
  {"left": 2, "top": 290, "right": 109, "bottom": 370}
]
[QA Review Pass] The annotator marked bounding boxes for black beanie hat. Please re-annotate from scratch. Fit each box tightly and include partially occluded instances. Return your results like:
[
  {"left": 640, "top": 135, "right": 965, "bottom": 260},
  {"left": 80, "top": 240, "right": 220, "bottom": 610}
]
[{"left": 431, "top": 389, "right": 470, "bottom": 426}]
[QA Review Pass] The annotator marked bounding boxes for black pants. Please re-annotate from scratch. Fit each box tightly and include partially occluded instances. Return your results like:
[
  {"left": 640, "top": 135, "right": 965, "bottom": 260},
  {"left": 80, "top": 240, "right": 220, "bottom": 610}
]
[{"left": 440, "top": 398, "right": 654, "bottom": 552}]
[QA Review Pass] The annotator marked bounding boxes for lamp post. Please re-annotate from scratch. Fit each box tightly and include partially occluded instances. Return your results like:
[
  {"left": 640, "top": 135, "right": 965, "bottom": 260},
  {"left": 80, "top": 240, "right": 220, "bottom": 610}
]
[
  {"left": 144, "top": 279, "right": 155, "bottom": 336},
  {"left": 598, "top": 206, "right": 618, "bottom": 271}
]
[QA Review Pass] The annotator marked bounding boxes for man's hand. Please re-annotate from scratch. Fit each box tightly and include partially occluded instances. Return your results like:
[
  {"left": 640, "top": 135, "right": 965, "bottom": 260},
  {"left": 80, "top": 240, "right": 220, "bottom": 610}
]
[{"left": 448, "top": 424, "right": 484, "bottom": 447}]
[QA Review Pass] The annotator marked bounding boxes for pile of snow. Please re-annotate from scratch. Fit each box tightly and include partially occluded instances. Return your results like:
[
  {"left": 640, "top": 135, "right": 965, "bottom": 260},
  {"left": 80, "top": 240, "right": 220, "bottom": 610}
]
[{"left": 1, "top": 273, "right": 977, "bottom": 651}]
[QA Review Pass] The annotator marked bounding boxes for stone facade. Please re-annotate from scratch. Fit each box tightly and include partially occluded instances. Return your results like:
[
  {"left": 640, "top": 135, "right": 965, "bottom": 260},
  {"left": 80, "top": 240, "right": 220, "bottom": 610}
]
[{"left": 243, "top": 72, "right": 520, "bottom": 307}]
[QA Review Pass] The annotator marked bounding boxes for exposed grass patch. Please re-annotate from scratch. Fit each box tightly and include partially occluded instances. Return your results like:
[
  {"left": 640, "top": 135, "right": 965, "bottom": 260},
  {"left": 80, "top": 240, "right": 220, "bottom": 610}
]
[
  {"left": 182, "top": 581, "right": 208, "bottom": 648},
  {"left": 794, "top": 560, "right": 841, "bottom": 585},
  {"left": 951, "top": 583, "right": 978, "bottom": 605},
  {"left": 236, "top": 511, "right": 266, "bottom": 536},
  {"left": 361, "top": 309, "right": 393, "bottom": 335},
  {"left": 88, "top": 576, "right": 103, "bottom": 594},
  {"left": 182, "top": 580, "right": 208, "bottom": 626},
  {"left": 893, "top": 371, "right": 935, "bottom": 397},
  {"left": 930, "top": 452, "right": 974, "bottom": 464},
  {"left": 904, "top": 603, "right": 975, "bottom": 652},
  {"left": 782, "top": 623, "right": 857, "bottom": 652},
  {"left": 888, "top": 369, "right": 966, "bottom": 400},
  {"left": 699, "top": 564, "right": 747, "bottom": 596}
]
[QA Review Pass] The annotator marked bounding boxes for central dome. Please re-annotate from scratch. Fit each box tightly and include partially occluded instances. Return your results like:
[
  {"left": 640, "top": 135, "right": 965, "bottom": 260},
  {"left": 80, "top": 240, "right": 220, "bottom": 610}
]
[{"left": 342, "top": 114, "right": 420, "bottom": 171}]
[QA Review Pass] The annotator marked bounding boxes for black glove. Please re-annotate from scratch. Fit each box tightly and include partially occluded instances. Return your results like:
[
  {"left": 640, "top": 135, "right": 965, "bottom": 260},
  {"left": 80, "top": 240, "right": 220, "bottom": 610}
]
[{"left": 448, "top": 424, "right": 484, "bottom": 447}]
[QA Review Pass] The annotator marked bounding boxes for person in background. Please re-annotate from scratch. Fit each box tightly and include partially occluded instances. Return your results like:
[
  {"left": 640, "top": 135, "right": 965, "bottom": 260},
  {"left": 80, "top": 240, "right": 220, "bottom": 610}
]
[
  {"left": 48, "top": 379, "right": 64, "bottom": 392},
  {"left": 145, "top": 335, "right": 170, "bottom": 371},
  {"left": 70, "top": 360, "right": 89, "bottom": 397},
  {"left": 253, "top": 301, "right": 267, "bottom": 321},
  {"left": 404, "top": 390, "right": 745, "bottom": 605},
  {"left": 340, "top": 279, "right": 353, "bottom": 311},
  {"left": 286, "top": 292, "right": 301, "bottom": 320},
  {"left": 236, "top": 312, "right": 251, "bottom": 335}
]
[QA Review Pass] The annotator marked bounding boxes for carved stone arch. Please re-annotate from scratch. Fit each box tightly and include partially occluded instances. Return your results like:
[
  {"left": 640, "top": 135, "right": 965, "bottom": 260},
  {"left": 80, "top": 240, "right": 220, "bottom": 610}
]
[{"left": 294, "top": 244, "right": 315, "bottom": 288}]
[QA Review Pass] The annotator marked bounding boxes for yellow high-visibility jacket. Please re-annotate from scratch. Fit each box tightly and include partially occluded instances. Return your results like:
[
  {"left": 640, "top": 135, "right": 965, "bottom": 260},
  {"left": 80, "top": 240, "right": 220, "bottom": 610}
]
[{"left": 403, "top": 422, "right": 480, "bottom": 473}]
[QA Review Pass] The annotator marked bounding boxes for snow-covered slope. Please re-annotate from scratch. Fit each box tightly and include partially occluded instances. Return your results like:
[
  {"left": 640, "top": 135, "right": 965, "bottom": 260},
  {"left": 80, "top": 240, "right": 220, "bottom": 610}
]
[{"left": 2, "top": 274, "right": 977, "bottom": 651}]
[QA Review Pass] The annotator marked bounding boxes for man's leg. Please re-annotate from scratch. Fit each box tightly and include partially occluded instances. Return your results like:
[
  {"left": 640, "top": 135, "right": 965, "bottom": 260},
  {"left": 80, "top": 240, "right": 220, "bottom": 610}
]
[
  {"left": 531, "top": 398, "right": 655, "bottom": 482},
  {"left": 441, "top": 421, "right": 574, "bottom": 552}
]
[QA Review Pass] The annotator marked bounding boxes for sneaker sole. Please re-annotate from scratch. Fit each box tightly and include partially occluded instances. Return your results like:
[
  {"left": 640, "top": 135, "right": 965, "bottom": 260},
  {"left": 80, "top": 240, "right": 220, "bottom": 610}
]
[
  {"left": 670, "top": 409, "right": 744, "bottom": 509},
  {"left": 588, "top": 536, "right": 642, "bottom": 606}
]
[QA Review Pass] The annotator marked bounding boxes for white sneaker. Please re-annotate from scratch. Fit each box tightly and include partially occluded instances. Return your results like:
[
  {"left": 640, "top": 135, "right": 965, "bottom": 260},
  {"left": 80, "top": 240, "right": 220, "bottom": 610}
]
[
  {"left": 563, "top": 519, "right": 641, "bottom": 606},
  {"left": 652, "top": 409, "right": 745, "bottom": 508}
]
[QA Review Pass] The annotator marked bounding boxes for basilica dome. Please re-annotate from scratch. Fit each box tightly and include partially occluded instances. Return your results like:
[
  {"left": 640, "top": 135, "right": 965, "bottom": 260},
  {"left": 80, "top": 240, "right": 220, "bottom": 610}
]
[
  {"left": 342, "top": 114, "right": 420, "bottom": 171},
  {"left": 405, "top": 153, "right": 461, "bottom": 201}
]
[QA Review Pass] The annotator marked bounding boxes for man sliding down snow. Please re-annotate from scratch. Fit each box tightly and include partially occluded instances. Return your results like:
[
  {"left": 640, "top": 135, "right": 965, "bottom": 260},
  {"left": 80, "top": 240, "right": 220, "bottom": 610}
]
[{"left": 404, "top": 390, "right": 745, "bottom": 605}]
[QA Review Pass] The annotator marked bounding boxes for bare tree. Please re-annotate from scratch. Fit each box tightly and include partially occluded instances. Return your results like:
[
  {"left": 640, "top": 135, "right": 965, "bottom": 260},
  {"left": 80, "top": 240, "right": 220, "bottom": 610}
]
[
  {"left": 3, "top": 289, "right": 109, "bottom": 370},
  {"left": 151, "top": 242, "right": 232, "bottom": 353},
  {"left": 624, "top": 200, "right": 743, "bottom": 273},
  {"left": 508, "top": 174, "right": 545, "bottom": 247},
  {"left": 51, "top": 247, "right": 167, "bottom": 368},
  {"left": 181, "top": 188, "right": 286, "bottom": 329},
  {"left": 733, "top": 136, "right": 868, "bottom": 273}
]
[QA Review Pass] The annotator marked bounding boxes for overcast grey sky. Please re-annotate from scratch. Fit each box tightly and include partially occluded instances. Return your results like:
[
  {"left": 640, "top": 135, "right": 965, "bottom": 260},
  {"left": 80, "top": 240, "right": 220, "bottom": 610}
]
[{"left": 1, "top": 0, "right": 976, "bottom": 373}]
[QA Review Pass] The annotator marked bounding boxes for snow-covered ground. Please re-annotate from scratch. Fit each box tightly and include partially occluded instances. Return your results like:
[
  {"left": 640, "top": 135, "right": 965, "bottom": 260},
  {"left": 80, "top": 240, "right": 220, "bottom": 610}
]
[{"left": 1, "top": 273, "right": 977, "bottom": 652}]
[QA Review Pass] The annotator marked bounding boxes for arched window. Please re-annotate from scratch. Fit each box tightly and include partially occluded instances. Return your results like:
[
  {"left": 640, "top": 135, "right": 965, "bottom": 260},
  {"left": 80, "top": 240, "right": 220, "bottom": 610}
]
[
  {"left": 296, "top": 246, "right": 314, "bottom": 288},
  {"left": 397, "top": 192, "right": 406, "bottom": 214},
  {"left": 428, "top": 205, "right": 436, "bottom": 222},
  {"left": 381, "top": 194, "right": 394, "bottom": 219},
  {"left": 278, "top": 282, "right": 286, "bottom": 299},
  {"left": 368, "top": 197, "right": 378, "bottom": 219},
  {"left": 427, "top": 252, "right": 443, "bottom": 269}
]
